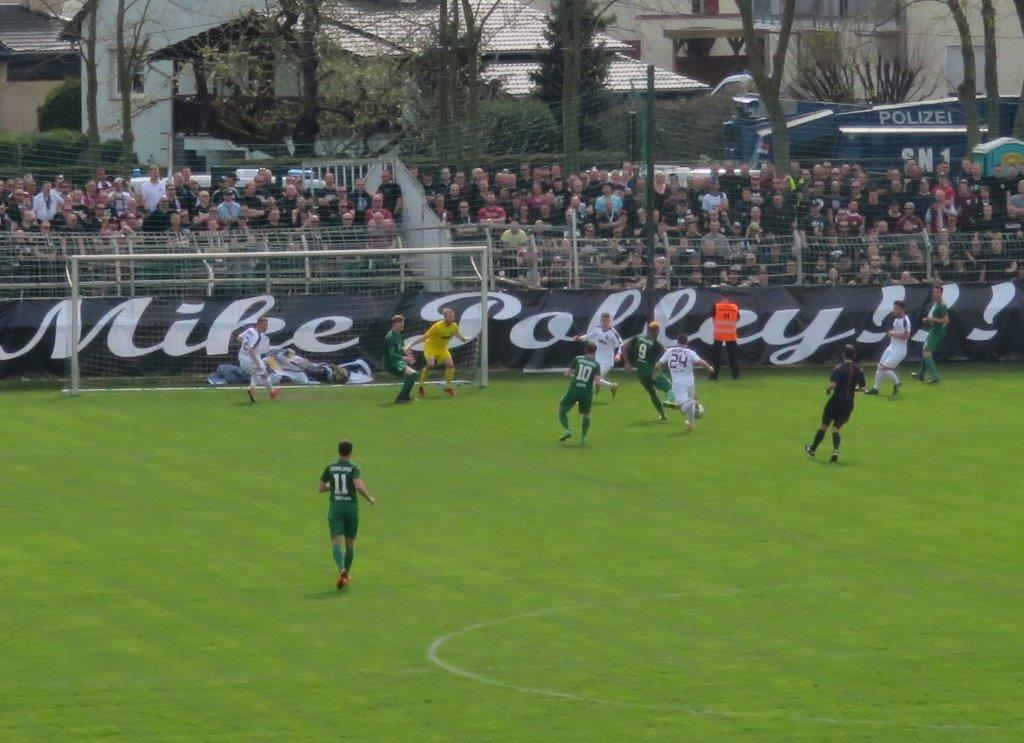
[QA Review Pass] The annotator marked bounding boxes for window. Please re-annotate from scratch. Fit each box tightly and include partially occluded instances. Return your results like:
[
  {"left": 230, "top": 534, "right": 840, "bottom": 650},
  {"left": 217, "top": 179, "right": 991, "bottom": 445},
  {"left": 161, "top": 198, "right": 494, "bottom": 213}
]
[
  {"left": 946, "top": 45, "right": 985, "bottom": 95},
  {"left": 108, "top": 49, "right": 145, "bottom": 99},
  {"left": 691, "top": 0, "right": 720, "bottom": 13},
  {"left": 5, "top": 57, "right": 77, "bottom": 82}
]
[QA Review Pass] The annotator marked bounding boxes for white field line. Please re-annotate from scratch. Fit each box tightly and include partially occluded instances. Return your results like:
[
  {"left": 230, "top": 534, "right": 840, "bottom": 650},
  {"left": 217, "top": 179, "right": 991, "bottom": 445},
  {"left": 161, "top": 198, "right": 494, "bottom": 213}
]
[{"left": 426, "top": 587, "right": 1009, "bottom": 733}]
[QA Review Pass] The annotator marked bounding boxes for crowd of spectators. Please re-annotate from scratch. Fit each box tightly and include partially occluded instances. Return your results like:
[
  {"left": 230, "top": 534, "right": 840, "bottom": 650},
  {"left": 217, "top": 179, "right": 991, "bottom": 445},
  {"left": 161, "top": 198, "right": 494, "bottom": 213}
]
[{"left": 3, "top": 156, "right": 1024, "bottom": 291}]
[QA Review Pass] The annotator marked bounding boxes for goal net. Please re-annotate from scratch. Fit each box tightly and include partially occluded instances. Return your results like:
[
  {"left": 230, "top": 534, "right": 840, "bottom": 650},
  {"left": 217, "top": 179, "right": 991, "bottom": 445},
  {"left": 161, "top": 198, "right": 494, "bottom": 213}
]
[{"left": 66, "top": 243, "right": 489, "bottom": 393}]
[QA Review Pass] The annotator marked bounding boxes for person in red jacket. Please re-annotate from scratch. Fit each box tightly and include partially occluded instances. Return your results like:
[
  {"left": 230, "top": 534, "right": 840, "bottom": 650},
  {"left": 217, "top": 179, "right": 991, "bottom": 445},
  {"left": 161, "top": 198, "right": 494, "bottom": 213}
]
[{"left": 709, "top": 289, "right": 740, "bottom": 380}]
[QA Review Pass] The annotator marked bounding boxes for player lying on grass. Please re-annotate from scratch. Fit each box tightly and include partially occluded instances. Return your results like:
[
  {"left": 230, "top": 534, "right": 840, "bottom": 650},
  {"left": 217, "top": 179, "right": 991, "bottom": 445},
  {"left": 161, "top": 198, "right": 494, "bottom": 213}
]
[
  {"left": 237, "top": 316, "right": 279, "bottom": 403},
  {"left": 806, "top": 344, "right": 866, "bottom": 463},
  {"left": 319, "top": 440, "right": 375, "bottom": 589},
  {"left": 558, "top": 342, "right": 602, "bottom": 444},
  {"left": 408, "top": 307, "right": 468, "bottom": 397},
  {"left": 654, "top": 335, "right": 713, "bottom": 432},
  {"left": 867, "top": 300, "right": 910, "bottom": 396},
  {"left": 572, "top": 312, "right": 621, "bottom": 397},
  {"left": 384, "top": 314, "right": 419, "bottom": 404},
  {"left": 621, "top": 321, "right": 675, "bottom": 420}
]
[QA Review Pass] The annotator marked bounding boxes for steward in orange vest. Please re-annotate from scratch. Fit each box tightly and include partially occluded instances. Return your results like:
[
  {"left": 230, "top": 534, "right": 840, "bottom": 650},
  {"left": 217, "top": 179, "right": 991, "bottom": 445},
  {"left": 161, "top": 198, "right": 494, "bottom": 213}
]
[{"left": 709, "top": 290, "right": 740, "bottom": 380}]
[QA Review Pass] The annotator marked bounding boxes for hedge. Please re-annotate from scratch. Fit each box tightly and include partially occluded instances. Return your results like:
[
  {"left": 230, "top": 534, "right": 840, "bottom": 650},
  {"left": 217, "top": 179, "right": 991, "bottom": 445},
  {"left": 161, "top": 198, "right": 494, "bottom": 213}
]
[
  {"left": 0, "top": 131, "right": 132, "bottom": 181},
  {"left": 38, "top": 78, "right": 82, "bottom": 132}
]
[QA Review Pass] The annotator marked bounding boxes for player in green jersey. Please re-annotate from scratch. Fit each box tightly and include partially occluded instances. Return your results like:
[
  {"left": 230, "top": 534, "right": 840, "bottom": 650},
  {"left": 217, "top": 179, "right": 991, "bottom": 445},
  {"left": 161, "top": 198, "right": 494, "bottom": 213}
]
[
  {"left": 558, "top": 342, "right": 603, "bottom": 444},
  {"left": 913, "top": 283, "right": 949, "bottom": 384},
  {"left": 384, "top": 314, "right": 419, "bottom": 403},
  {"left": 621, "top": 321, "right": 675, "bottom": 420},
  {"left": 319, "top": 440, "right": 375, "bottom": 589}
]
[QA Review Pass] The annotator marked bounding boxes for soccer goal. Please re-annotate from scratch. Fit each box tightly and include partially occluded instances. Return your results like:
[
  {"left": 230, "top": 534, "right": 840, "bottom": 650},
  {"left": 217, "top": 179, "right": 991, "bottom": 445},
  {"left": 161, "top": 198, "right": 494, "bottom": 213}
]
[{"left": 66, "top": 244, "right": 490, "bottom": 393}]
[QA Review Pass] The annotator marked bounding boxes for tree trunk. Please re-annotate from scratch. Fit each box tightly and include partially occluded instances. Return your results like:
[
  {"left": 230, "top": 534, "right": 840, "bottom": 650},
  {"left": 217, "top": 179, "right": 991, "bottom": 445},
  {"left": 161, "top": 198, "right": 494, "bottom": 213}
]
[
  {"left": 436, "top": 0, "right": 450, "bottom": 132},
  {"left": 737, "top": 0, "right": 796, "bottom": 167},
  {"left": 561, "top": 0, "right": 581, "bottom": 172},
  {"left": 291, "top": 0, "right": 321, "bottom": 155},
  {"left": 85, "top": 5, "right": 100, "bottom": 166},
  {"left": 1012, "top": 0, "right": 1024, "bottom": 137},
  {"left": 981, "top": 0, "right": 1000, "bottom": 140},
  {"left": 193, "top": 57, "right": 213, "bottom": 134},
  {"left": 947, "top": 0, "right": 981, "bottom": 151},
  {"left": 115, "top": 0, "right": 134, "bottom": 171}
]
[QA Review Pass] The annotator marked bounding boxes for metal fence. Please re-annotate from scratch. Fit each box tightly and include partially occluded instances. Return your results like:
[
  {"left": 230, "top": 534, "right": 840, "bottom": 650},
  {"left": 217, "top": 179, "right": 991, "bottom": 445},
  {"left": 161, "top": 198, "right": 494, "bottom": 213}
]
[{"left": 1, "top": 223, "right": 1020, "bottom": 299}]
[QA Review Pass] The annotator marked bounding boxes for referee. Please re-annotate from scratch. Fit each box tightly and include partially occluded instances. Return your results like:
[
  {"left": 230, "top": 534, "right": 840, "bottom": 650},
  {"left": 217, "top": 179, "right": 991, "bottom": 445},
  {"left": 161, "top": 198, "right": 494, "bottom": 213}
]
[
  {"left": 708, "top": 289, "right": 740, "bottom": 380},
  {"left": 805, "top": 344, "right": 866, "bottom": 463}
]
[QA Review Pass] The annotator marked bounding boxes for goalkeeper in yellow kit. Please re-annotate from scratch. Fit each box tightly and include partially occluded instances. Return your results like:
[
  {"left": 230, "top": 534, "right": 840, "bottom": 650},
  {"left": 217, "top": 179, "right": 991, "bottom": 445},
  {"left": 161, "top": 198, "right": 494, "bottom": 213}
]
[{"left": 416, "top": 307, "right": 468, "bottom": 397}]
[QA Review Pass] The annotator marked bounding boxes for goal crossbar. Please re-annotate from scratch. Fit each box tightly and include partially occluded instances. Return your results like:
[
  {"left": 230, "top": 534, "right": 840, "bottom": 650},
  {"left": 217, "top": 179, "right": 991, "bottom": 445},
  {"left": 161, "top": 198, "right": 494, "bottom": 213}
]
[{"left": 67, "top": 244, "right": 491, "bottom": 395}]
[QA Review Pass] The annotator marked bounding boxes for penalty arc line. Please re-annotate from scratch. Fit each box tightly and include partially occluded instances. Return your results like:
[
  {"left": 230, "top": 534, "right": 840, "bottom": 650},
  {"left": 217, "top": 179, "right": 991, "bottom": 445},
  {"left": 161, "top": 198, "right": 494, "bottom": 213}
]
[{"left": 426, "top": 587, "right": 1010, "bottom": 733}]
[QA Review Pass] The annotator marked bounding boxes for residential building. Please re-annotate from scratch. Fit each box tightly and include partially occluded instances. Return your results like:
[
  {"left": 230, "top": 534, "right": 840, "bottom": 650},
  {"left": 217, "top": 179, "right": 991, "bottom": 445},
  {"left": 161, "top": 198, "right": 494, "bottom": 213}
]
[{"left": 0, "top": 0, "right": 78, "bottom": 133}]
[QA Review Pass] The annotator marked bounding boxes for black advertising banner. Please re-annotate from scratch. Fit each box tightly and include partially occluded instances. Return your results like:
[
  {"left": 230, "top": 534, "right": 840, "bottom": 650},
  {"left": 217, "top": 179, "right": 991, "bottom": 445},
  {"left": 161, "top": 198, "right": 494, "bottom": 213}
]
[{"left": 1, "top": 284, "right": 1023, "bottom": 379}]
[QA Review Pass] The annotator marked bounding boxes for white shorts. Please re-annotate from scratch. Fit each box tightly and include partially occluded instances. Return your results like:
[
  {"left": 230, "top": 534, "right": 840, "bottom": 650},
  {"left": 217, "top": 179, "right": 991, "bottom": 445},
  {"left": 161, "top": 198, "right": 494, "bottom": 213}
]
[
  {"left": 598, "top": 358, "right": 616, "bottom": 376},
  {"left": 239, "top": 357, "right": 265, "bottom": 377},
  {"left": 672, "top": 380, "right": 695, "bottom": 406},
  {"left": 879, "top": 346, "right": 907, "bottom": 369}
]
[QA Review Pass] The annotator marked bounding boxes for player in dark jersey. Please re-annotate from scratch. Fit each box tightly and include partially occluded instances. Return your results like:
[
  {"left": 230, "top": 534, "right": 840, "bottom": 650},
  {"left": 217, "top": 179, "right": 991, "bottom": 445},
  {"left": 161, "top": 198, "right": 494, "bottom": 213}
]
[
  {"left": 319, "top": 440, "right": 375, "bottom": 588},
  {"left": 805, "top": 344, "right": 866, "bottom": 462}
]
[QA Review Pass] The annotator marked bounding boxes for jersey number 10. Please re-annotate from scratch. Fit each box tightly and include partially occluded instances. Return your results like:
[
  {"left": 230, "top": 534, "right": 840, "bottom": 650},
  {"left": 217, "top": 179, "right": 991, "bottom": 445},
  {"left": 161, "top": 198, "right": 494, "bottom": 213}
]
[{"left": 576, "top": 365, "right": 593, "bottom": 382}]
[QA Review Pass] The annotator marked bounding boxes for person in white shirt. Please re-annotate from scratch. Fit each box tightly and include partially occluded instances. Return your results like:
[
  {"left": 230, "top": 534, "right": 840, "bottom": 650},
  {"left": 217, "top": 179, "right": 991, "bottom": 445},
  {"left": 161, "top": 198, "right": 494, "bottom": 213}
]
[
  {"left": 653, "top": 335, "right": 714, "bottom": 431},
  {"left": 32, "top": 182, "right": 64, "bottom": 221},
  {"left": 573, "top": 312, "right": 622, "bottom": 395},
  {"left": 867, "top": 300, "right": 911, "bottom": 396},
  {"left": 139, "top": 165, "right": 167, "bottom": 212},
  {"left": 237, "top": 316, "right": 279, "bottom": 402}
]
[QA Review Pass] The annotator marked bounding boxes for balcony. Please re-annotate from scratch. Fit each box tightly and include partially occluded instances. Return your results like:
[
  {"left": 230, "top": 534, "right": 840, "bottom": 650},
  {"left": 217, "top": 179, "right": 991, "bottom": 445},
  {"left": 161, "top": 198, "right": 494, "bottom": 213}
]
[{"left": 753, "top": 0, "right": 900, "bottom": 31}]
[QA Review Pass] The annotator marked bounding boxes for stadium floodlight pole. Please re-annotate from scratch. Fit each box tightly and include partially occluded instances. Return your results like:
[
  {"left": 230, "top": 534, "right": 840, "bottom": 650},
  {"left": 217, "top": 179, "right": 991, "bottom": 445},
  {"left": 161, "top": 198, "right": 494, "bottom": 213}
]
[
  {"left": 643, "top": 64, "right": 657, "bottom": 321},
  {"left": 69, "top": 256, "right": 81, "bottom": 396}
]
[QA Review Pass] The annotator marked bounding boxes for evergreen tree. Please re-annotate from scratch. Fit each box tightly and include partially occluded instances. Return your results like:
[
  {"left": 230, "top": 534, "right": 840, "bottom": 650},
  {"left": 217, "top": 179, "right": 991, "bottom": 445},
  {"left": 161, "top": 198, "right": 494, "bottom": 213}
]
[{"left": 530, "top": 0, "right": 615, "bottom": 168}]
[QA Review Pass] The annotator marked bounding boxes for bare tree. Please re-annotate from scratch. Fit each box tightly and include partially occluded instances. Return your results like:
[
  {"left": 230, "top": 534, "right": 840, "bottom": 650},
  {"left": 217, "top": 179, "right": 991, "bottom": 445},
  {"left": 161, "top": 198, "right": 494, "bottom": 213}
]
[
  {"left": 114, "top": 0, "right": 156, "bottom": 169},
  {"left": 1015, "top": 0, "right": 1024, "bottom": 138},
  {"left": 945, "top": 0, "right": 981, "bottom": 151},
  {"left": 981, "top": 0, "right": 999, "bottom": 141},
  {"left": 737, "top": 0, "right": 797, "bottom": 168}
]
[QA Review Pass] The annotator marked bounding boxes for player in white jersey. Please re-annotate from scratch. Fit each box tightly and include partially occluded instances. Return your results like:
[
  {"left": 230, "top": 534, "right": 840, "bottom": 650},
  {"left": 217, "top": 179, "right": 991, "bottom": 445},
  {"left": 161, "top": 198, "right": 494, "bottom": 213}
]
[
  {"left": 653, "top": 335, "right": 714, "bottom": 431},
  {"left": 866, "top": 300, "right": 911, "bottom": 396},
  {"left": 237, "top": 316, "right": 279, "bottom": 402},
  {"left": 573, "top": 312, "right": 621, "bottom": 395}
]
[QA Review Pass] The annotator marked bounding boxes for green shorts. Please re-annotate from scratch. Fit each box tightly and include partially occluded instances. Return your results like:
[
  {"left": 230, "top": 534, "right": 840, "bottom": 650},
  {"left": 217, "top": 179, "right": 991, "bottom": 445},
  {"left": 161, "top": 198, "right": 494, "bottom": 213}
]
[
  {"left": 637, "top": 367, "right": 671, "bottom": 393},
  {"left": 328, "top": 503, "right": 359, "bottom": 539},
  {"left": 924, "top": 331, "right": 944, "bottom": 353},
  {"left": 559, "top": 388, "right": 593, "bottom": 415},
  {"left": 385, "top": 360, "right": 408, "bottom": 377}
]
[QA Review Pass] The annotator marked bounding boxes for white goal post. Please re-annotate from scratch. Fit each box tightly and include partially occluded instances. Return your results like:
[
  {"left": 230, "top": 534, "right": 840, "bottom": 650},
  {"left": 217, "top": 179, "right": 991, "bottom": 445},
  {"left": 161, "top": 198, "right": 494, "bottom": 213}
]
[{"left": 67, "top": 244, "right": 490, "bottom": 394}]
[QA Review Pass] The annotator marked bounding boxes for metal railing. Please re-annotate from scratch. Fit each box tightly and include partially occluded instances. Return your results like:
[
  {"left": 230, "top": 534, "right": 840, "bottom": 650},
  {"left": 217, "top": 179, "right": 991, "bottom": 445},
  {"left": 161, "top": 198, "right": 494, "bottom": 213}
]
[{"left": 1, "top": 225, "right": 1020, "bottom": 298}]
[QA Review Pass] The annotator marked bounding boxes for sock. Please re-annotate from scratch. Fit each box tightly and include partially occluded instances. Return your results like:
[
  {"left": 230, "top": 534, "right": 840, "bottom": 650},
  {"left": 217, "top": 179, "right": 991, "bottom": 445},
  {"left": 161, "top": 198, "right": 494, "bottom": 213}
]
[
  {"left": 810, "top": 429, "right": 826, "bottom": 452},
  {"left": 581, "top": 416, "right": 591, "bottom": 440},
  {"left": 684, "top": 400, "right": 696, "bottom": 424},
  {"left": 262, "top": 374, "right": 274, "bottom": 394},
  {"left": 925, "top": 356, "right": 939, "bottom": 379},
  {"left": 649, "top": 389, "right": 665, "bottom": 416},
  {"left": 919, "top": 358, "right": 928, "bottom": 378},
  {"left": 444, "top": 366, "right": 455, "bottom": 388},
  {"left": 400, "top": 373, "right": 417, "bottom": 398},
  {"left": 331, "top": 544, "right": 344, "bottom": 570},
  {"left": 419, "top": 367, "right": 429, "bottom": 385},
  {"left": 891, "top": 370, "right": 901, "bottom": 386},
  {"left": 343, "top": 546, "right": 354, "bottom": 573},
  {"left": 558, "top": 408, "right": 570, "bottom": 433},
  {"left": 599, "top": 378, "right": 615, "bottom": 389},
  {"left": 832, "top": 431, "right": 841, "bottom": 451},
  {"left": 871, "top": 369, "right": 884, "bottom": 389}
]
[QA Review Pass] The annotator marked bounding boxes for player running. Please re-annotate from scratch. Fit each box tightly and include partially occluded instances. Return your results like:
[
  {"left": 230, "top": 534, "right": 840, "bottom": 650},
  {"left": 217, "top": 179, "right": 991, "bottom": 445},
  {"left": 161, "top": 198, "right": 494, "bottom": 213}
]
[
  {"left": 236, "top": 316, "right": 279, "bottom": 403},
  {"left": 806, "top": 344, "right": 866, "bottom": 462},
  {"left": 913, "top": 283, "right": 949, "bottom": 384},
  {"left": 653, "top": 335, "right": 714, "bottom": 431},
  {"left": 384, "top": 314, "right": 419, "bottom": 404},
  {"left": 558, "top": 342, "right": 602, "bottom": 444},
  {"left": 319, "top": 440, "right": 375, "bottom": 589},
  {"left": 866, "top": 300, "right": 911, "bottom": 396},
  {"left": 621, "top": 321, "right": 675, "bottom": 420},
  {"left": 573, "top": 312, "right": 621, "bottom": 396},
  {"left": 415, "top": 307, "right": 468, "bottom": 397}
]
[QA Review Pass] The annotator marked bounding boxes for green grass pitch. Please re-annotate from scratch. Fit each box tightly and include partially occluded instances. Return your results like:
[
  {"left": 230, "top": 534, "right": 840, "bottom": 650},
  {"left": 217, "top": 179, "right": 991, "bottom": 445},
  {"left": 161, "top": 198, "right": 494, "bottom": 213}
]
[{"left": 2, "top": 367, "right": 1021, "bottom": 741}]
